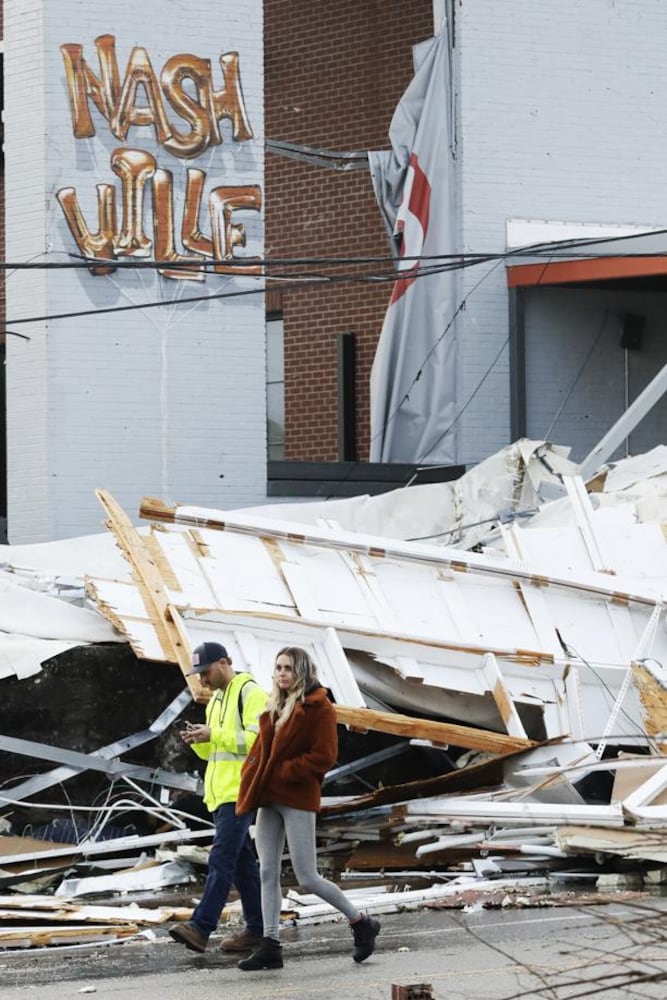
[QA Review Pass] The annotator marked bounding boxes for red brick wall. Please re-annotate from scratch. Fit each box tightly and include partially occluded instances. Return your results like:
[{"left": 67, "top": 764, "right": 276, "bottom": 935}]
[{"left": 264, "top": 0, "right": 434, "bottom": 460}]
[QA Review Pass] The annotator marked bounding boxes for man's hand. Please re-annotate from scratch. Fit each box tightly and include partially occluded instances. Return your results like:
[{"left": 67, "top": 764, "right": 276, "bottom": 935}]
[{"left": 179, "top": 723, "right": 211, "bottom": 745}]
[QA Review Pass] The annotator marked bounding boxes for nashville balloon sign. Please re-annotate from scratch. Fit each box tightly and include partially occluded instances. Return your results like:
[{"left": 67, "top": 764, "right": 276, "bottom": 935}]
[{"left": 56, "top": 34, "right": 261, "bottom": 281}]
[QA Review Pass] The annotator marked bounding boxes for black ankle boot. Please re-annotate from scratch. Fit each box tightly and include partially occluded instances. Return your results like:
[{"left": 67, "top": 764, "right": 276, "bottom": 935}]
[
  {"left": 351, "top": 914, "right": 381, "bottom": 962},
  {"left": 238, "top": 936, "right": 283, "bottom": 971}
]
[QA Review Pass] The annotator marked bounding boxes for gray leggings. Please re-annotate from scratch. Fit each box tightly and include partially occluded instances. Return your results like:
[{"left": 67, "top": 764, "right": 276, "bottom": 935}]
[{"left": 255, "top": 802, "right": 360, "bottom": 939}]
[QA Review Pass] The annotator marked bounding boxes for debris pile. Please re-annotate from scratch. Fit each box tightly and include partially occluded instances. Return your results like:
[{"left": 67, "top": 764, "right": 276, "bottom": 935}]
[{"left": 2, "top": 438, "right": 667, "bottom": 948}]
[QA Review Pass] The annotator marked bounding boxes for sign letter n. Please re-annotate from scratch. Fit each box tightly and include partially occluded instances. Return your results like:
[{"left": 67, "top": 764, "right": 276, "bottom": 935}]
[{"left": 60, "top": 34, "right": 120, "bottom": 138}]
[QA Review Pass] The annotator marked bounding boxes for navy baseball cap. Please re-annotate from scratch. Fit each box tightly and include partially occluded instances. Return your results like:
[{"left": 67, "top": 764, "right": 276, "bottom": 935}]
[{"left": 187, "top": 641, "right": 229, "bottom": 675}]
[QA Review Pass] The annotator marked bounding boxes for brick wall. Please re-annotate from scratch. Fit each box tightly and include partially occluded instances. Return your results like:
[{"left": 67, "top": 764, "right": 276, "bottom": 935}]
[{"left": 264, "top": 0, "right": 434, "bottom": 461}]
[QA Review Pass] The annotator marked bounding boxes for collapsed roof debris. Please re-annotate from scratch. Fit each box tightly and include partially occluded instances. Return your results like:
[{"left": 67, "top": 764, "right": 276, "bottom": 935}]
[{"left": 1, "top": 438, "right": 667, "bottom": 948}]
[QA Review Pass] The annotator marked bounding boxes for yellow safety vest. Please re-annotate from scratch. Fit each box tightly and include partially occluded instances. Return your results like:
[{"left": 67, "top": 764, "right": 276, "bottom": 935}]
[{"left": 191, "top": 672, "right": 268, "bottom": 811}]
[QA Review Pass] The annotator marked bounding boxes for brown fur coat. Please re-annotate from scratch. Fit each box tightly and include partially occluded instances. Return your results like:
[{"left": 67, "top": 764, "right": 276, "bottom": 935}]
[{"left": 236, "top": 685, "right": 337, "bottom": 815}]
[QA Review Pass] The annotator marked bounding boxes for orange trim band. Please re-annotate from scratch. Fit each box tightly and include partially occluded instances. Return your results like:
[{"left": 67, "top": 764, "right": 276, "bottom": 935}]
[{"left": 507, "top": 255, "right": 667, "bottom": 288}]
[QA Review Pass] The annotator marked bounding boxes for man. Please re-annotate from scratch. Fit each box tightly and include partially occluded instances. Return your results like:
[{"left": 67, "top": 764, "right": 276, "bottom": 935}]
[{"left": 169, "top": 640, "right": 268, "bottom": 954}]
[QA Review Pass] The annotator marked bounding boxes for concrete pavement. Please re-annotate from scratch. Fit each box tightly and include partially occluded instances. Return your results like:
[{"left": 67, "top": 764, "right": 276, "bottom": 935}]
[{"left": 1, "top": 899, "right": 667, "bottom": 999}]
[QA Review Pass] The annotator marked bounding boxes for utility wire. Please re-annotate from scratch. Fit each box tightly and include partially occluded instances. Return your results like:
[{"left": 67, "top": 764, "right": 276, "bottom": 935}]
[
  {"left": 0, "top": 251, "right": 518, "bottom": 327},
  {"left": 3, "top": 227, "right": 658, "bottom": 499},
  {"left": 323, "top": 255, "right": 556, "bottom": 499},
  {"left": 2, "top": 225, "right": 666, "bottom": 324},
  {"left": 368, "top": 257, "right": 507, "bottom": 458},
  {"left": 0, "top": 238, "right": 666, "bottom": 271}
]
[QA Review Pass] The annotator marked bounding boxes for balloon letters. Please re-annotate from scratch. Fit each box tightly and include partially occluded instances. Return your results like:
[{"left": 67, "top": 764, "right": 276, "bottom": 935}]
[{"left": 57, "top": 34, "right": 261, "bottom": 281}]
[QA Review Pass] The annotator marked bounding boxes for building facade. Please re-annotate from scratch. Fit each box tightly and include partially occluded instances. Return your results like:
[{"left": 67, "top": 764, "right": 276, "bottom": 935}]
[
  {"left": 3, "top": 0, "right": 266, "bottom": 541},
  {"left": 268, "top": 0, "right": 667, "bottom": 471},
  {"left": 264, "top": 0, "right": 435, "bottom": 463},
  {"left": 3, "top": 0, "right": 667, "bottom": 543},
  {"left": 457, "top": 0, "right": 667, "bottom": 465},
  {"left": 1, "top": 0, "right": 437, "bottom": 542}
]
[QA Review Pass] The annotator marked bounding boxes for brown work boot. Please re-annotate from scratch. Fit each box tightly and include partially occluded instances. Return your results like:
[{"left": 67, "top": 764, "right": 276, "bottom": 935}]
[
  {"left": 168, "top": 920, "right": 208, "bottom": 953},
  {"left": 220, "top": 929, "right": 263, "bottom": 952}
]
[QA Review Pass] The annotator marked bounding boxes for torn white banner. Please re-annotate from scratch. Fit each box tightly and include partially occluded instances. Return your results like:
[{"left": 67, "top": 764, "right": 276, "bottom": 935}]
[{"left": 369, "top": 24, "right": 457, "bottom": 464}]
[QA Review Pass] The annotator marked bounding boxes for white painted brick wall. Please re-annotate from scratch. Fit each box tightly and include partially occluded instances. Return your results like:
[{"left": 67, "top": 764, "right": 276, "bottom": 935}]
[
  {"left": 5, "top": 0, "right": 50, "bottom": 537},
  {"left": 456, "top": 0, "right": 667, "bottom": 465},
  {"left": 6, "top": 0, "right": 266, "bottom": 541}
]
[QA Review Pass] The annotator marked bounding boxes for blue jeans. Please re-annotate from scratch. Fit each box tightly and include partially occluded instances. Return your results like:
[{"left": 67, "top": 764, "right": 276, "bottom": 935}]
[{"left": 191, "top": 802, "right": 262, "bottom": 939}]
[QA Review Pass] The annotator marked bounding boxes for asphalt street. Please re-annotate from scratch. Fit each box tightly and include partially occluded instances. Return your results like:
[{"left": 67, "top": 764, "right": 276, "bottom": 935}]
[{"left": 1, "top": 899, "right": 667, "bottom": 1000}]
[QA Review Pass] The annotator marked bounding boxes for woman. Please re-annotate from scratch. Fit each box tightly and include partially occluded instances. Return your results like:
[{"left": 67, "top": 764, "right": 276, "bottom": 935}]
[{"left": 236, "top": 646, "right": 380, "bottom": 971}]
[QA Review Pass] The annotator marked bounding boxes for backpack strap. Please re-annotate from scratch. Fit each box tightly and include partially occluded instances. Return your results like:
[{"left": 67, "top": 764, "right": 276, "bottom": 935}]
[{"left": 237, "top": 677, "right": 255, "bottom": 722}]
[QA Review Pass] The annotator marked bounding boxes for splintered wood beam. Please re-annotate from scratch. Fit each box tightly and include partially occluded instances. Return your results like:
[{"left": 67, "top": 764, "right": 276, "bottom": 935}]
[
  {"left": 320, "top": 744, "right": 538, "bottom": 817},
  {"left": 95, "top": 489, "right": 204, "bottom": 700},
  {"left": 140, "top": 496, "right": 178, "bottom": 522},
  {"left": 481, "top": 651, "right": 529, "bottom": 739},
  {"left": 0, "top": 924, "right": 139, "bottom": 947},
  {"left": 631, "top": 660, "right": 667, "bottom": 753},
  {"left": 333, "top": 705, "right": 535, "bottom": 755}
]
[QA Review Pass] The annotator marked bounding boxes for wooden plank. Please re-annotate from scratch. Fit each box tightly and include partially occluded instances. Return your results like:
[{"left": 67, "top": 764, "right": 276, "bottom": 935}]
[
  {"left": 556, "top": 825, "right": 667, "bottom": 863},
  {"left": 95, "top": 490, "right": 203, "bottom": 700},
  {"left": 333, "top": 704, "right": 535, "bottom": 754},
  {"left": 481, "top": 652, "right": 528, "bottom": 739},
  {"left": 632, "top": 660, "right": 667, "bottom": 751},
  {"left": 0, "top": 903, "right": 189, "bottom": 925},
  {"left": 0, "top": 924, "right": 138, "bottom": 948},
  {"left": 140, "top": 496, "right": 175, "bottom": 520},
  {"left": 319, "top": 744, "right": 544, "bottom": 817}
]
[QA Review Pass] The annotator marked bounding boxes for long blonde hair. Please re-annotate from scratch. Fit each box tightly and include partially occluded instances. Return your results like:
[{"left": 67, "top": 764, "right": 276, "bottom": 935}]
[{"left": 268, "top": 646, "right": 319, "bottom": 729}]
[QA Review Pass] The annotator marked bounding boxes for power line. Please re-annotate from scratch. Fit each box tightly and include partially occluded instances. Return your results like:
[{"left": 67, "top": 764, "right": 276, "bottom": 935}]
[
  {"left": 1, "top": 221, "right": 667, "bottom": 271},
  {"left": 8, "top": 231, "right": 663, "bottom": 328},
  {"left": 0, "top": 252, "right": 515, "bottom": 326},
  {"left": 3, "top": 228, "right": 660, "bottom": 501}
]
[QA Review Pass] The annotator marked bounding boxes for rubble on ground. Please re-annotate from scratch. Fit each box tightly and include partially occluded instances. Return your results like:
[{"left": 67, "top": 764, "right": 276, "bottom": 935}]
[{"left": 2, "top": 438, "right": 667, "bottom": 949}]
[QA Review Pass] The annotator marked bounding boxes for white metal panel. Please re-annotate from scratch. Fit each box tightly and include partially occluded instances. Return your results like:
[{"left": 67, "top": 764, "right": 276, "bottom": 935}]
[
  {"left": 451, "top": 574, "right": 539, "bottom": 649},
  {"left": 86, "top": 497, "right": 667, "bottom": 746},
  {"left": 279, "top": 548, "right": 377, "bottom": 627},
  {"left": 406, "top": 796, "right": 625, "bottom": 827},
  {"left": 87, "top": 579, "right": 152, "bottom": 621},
  {"left": 153, "top": 530, "right": 218, "bottom": 608},
  {"left": 340, "top": 553, "right": 396, "bottom": 632},
  {"left": 562, "top": 475, "right": 610, "bottom": 573},
  {"left": 197, "top": 531, "right": 297, "bottom": 615},
  {"left": 564, "top": 665, "right": 586, "bottom": 742},
  {"left": 392, "top": 656, "right": 425, "bottom": 682},
  {"left": 516, "top": 583, "right": 565, "bottom": 658},
  {"left": 372, "top": 562, "right": 462, "bottom": 640},
  {"left": 506, "top": 219, "right": 663, "bottom": 250},
  {"left": 122, "top": 621, "right": 166, "bottom": 661},
  {"left": 605, "top": 603, "right": 639, "bottom": 662},
  {"left": 183, "top": 614, "right": 365, "bottom": 708},
  {"left": 514, "top": 513, "right": 667, "bottom": 590}
]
